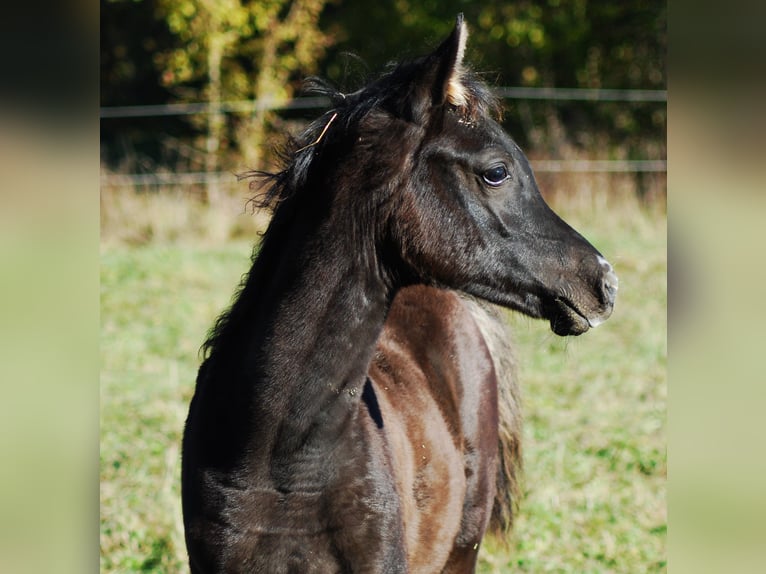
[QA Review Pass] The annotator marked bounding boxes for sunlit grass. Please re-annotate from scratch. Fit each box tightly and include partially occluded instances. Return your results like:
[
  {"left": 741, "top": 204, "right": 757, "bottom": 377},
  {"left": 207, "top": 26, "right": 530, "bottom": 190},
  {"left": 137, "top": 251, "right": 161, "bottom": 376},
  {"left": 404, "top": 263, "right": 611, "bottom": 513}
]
[
  {"left": 100, "top": 189, "right": 665, "bottom": 572},
  {"left": 100, "top": 244, "right": 254, "bottom": 572}
]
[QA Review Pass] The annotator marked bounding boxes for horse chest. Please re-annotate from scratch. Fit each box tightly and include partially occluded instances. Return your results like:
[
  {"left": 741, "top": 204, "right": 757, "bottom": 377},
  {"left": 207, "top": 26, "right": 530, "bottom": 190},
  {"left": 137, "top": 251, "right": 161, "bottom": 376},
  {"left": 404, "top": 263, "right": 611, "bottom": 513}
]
[{"left": 367, "top": 373, "right": 476, "bottom": 573}]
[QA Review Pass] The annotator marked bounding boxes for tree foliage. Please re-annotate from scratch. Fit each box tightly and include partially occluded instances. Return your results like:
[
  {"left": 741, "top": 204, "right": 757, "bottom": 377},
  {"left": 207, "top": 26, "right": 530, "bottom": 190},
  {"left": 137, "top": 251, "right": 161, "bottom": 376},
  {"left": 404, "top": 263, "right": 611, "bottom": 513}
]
[
  {"left": 319, "top": 0, "right": 665, "bottom": 157},
  {"left": 101, "top": 0, "right": 332, "bottom": 173},
  {"left": 153, "top": 0, "right": 330, "bottom": 103}
]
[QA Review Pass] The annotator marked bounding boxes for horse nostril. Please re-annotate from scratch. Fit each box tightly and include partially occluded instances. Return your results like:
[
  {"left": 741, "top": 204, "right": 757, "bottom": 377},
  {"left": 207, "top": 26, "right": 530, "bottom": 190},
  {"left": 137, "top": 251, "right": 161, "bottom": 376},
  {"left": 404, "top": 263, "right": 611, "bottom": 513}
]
[
  {"left": 596, "top": 256, "right": 618, "bottom": 306},
  {"left": 602, "top": 271, "right": 618, "bottom": 306}
]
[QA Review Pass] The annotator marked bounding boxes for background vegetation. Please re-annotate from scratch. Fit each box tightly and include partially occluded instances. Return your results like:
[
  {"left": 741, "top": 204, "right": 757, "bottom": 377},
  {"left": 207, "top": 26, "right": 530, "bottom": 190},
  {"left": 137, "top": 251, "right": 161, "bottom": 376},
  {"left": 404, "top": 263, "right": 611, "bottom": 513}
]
[
  {"left": 100, "top": 1, "right": 666, "bottom": 571},
  {"left": 101, "top": 0, "right": 665, "bottom": 195}
]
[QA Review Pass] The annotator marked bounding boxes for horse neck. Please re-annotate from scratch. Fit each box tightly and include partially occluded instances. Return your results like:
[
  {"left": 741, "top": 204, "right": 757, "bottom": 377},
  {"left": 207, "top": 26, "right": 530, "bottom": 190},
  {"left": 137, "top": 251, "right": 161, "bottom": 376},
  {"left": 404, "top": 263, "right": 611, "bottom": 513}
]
[{"left": 220, "top": 190, "right": 391, "bottom": 459}]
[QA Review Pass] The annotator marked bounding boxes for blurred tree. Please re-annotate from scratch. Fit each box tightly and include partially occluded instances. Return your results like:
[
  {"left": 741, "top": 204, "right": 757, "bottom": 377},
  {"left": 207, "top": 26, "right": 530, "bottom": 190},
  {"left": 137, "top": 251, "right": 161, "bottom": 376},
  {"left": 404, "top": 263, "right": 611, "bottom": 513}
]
[
  {"left": 101, "top": 0, "right": 179, "bottom": 167},
  {"left": 319, "top": 0, "right": 665, "bottom": 165},
  {"left": 101, "top": 0, "right": 332, "bottom": 193},
  {"left": 155, "top": 0, "right": 332, "bottom": 200}
]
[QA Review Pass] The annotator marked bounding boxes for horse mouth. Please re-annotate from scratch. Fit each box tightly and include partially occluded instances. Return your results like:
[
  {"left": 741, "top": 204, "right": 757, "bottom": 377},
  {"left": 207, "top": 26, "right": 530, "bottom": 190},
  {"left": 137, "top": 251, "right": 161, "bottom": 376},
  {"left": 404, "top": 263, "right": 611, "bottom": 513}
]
[{"left": 548, "top": 298, "right": 591, "bottom": 336}]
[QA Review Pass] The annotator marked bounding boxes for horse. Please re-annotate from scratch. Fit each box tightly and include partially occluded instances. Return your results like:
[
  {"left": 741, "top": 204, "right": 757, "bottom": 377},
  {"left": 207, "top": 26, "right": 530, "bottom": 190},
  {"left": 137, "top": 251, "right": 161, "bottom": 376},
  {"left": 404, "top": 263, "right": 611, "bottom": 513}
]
[{"left": 182, "top": 14, "right": 617, "bottom": 573}]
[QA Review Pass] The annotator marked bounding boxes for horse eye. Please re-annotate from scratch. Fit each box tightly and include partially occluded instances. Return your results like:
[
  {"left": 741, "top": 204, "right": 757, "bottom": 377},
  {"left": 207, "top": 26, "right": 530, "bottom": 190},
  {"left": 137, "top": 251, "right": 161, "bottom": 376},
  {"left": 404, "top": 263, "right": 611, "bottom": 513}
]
[{"left": 482, "top": 165, "right": 510, "bottom": 187}]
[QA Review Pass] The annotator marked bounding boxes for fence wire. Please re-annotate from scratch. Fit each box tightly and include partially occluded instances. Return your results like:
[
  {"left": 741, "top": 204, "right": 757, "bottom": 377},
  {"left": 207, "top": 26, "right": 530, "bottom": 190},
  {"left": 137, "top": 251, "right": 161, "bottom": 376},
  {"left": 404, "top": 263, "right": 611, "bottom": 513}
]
[{"left": 100, "top": 87, "right": 666, "bottom": 119}]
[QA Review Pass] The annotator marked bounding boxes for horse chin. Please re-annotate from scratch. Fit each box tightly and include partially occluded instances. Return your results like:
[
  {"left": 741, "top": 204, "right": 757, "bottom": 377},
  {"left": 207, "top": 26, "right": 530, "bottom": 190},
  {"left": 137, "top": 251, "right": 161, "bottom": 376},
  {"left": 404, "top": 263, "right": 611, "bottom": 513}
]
[{"left": 548, "top": 299, "right": 591, "bottom": 337}]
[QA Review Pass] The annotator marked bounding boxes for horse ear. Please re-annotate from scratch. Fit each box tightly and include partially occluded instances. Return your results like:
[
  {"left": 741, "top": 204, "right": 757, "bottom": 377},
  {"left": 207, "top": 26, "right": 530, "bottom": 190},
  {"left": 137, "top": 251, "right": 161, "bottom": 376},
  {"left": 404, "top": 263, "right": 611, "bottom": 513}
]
[
  {"left": 430, "top": 13, "right": 469, "bottom": 108},
  {"left": 399, "top": 14, "right": 469, "bottom": 124}
]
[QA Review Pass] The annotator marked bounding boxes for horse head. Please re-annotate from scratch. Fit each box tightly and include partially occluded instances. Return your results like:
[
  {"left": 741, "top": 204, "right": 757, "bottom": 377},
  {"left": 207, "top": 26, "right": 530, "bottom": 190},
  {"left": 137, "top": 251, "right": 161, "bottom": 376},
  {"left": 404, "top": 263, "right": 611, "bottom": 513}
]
[
  {"left": 375, "top": 15, "right": 617, "bottom": 335},
  {"left": 274, "top": 14, "right": 617, "bottom": 336}
]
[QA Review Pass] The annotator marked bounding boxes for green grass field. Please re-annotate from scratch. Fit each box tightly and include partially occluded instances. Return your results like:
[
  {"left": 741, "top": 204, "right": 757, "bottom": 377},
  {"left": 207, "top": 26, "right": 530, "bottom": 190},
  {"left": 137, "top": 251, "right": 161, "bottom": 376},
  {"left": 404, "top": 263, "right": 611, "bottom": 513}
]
[{"left": 100, "top": 191, "right": 666, "bottom": 572}]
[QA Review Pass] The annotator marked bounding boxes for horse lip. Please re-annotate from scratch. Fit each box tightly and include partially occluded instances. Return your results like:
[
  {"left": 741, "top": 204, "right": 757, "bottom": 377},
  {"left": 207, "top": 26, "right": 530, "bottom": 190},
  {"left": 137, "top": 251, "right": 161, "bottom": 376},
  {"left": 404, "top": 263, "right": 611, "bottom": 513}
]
[
  {"left": 587, "top": 315, "right": 605, "bottom": 328},
  {"left": 550, "top": 283, "right": 616, "bottom": 333},
  {"left": 586, "top": 304, "right": 614, "bottom": 328},
  {"left": 549, "top": 298, "right": 591, "bottom": 336}
]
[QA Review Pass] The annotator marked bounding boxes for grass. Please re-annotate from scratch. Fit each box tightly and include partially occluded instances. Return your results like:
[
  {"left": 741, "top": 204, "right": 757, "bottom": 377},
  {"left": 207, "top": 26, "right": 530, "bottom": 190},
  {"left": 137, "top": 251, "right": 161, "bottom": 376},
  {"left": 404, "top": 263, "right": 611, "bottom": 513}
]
[
  {"left": 100, "top": 186, "right": 665, "bottom": 572},
  {"left": 100, "top": 243, "right": 254, "bottom": 572}
]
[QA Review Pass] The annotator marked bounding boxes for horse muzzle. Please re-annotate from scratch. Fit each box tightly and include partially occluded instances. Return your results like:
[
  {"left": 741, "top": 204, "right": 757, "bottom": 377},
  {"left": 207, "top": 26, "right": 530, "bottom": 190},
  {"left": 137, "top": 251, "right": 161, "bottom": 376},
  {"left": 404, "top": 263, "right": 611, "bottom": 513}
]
[{"left": 547, "top": 256, "right": 618, "bottom": 336}]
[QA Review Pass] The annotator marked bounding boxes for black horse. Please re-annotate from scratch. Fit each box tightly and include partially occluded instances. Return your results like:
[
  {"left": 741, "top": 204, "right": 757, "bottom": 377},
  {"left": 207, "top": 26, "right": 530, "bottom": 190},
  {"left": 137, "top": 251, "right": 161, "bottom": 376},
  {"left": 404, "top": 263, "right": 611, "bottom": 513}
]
[{"left": 182, "top": 15, "right": 617, "bottom": 573}]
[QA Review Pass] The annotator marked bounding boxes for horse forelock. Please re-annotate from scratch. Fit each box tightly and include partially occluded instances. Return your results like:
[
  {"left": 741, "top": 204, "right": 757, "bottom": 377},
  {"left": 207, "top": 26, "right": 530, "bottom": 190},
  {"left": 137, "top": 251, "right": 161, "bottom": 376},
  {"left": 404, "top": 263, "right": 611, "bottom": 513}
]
[{"left": 445, "top": 68, "right": 503, "bottom": 124}]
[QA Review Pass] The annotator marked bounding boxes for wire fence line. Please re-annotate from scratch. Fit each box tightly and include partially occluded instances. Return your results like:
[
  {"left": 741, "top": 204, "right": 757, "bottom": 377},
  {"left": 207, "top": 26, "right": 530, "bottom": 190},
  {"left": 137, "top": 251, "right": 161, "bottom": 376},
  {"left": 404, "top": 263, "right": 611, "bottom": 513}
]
[
  {"left": 492, "top": 86, "right": 667, "bottom": 102},
  {"left": 99, "top": 87, "right": 666, "bottom": 119},
  {"left": 99, "top": 97, "right": 332, "bottom": 118},
  {"left": 101, "top": 86, "right": 666, "bottom": 184},
  {"left": 530, "top": 159, "right": 667, "bottom": 173}
]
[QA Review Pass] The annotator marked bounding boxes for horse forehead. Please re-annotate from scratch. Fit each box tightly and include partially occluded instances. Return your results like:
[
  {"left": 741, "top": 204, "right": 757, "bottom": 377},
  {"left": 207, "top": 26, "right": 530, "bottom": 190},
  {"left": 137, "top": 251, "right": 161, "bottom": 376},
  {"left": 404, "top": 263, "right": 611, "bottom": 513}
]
[{"left": 431, "top": 116, "right": 518, "bottom": 158}]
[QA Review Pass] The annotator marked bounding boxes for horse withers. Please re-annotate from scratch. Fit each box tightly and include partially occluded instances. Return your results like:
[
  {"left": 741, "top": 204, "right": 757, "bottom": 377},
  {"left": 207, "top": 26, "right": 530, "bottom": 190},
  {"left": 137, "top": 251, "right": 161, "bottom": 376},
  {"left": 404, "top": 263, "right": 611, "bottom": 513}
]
[{"left": 182, "top": 14, "right": 617, "bottom": 573}]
